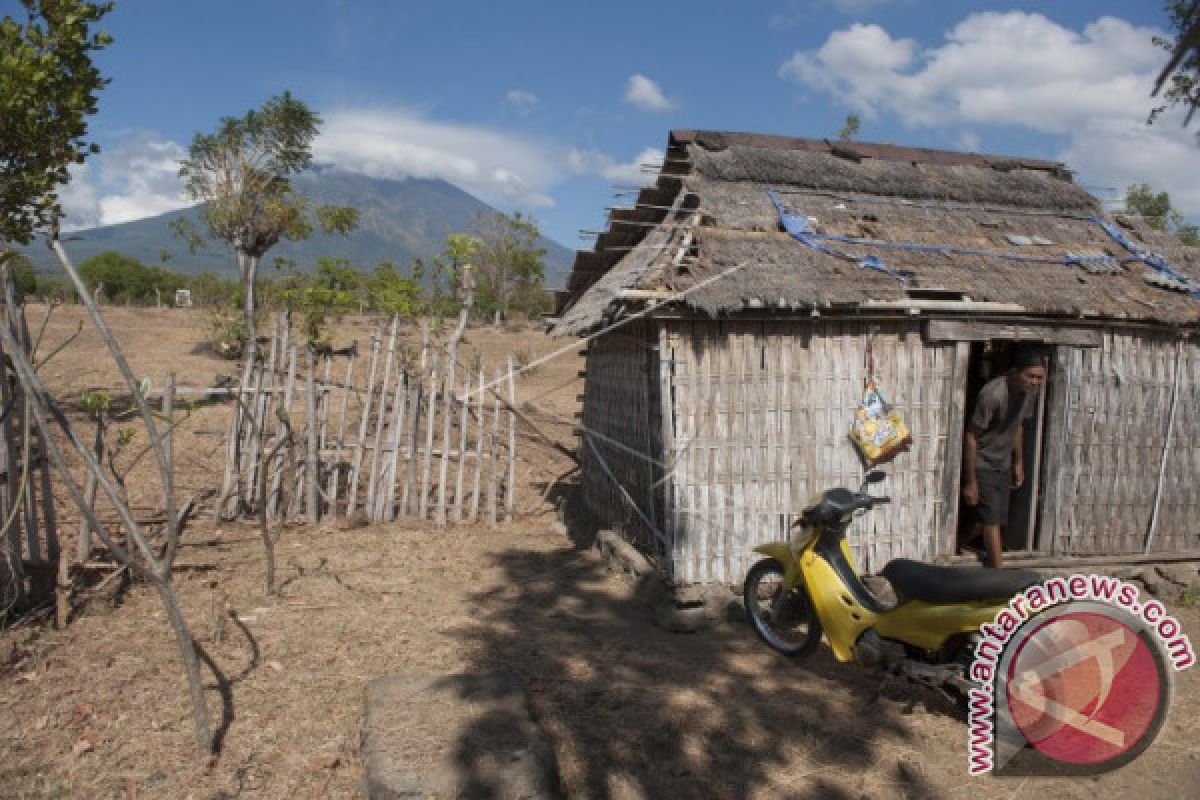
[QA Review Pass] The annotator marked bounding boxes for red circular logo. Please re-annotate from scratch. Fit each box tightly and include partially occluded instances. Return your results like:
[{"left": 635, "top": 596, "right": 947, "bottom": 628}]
[{"left": 1005, "top": 611, "right": 1163, "bottom": 766}]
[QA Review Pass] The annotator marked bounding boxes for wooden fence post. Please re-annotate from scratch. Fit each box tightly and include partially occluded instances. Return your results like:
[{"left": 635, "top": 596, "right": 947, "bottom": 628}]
[
  {"left": 506, "top": 356, "right": 517, "bottom": 522},
  {"left": 470, "top": 367, "right": 485, "bottom": 523}
]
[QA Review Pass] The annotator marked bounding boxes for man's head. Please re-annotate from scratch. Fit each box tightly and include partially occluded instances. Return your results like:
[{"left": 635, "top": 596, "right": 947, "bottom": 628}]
[{"left": 1010, "top": 346, "right": 1047, "bottom": 394}]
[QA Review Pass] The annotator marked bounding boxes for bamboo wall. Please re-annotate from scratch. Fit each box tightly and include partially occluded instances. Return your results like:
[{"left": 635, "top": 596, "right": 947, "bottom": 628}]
[
  {"left": 579, "top": 322, "right": 664, "bottom": 555},
  {"left": 1041, "top": 332, "right": 1200, "bottom": 556},
  {"left": 657, "top": 319, "right": 964, "bottom": 585}
]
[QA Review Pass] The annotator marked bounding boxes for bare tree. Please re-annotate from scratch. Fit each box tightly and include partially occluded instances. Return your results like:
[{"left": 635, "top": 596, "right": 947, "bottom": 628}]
[{"left": 1, "top": 239, "right": 214, "bottom": 753}]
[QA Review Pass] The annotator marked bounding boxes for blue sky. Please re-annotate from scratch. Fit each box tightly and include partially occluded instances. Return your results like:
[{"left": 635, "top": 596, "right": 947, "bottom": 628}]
[{"left": 53, "top": 0, "right": 1197, "bottom": 252}]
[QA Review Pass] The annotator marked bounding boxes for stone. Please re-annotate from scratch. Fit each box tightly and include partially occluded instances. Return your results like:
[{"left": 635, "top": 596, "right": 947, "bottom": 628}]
[
  {"left": 363, "top": 672, "right": 560, "bottom": 799},
  {"left": 595, "top": 530, "right": 654, "bottom": 579},
  {"left": 652, "top": 601, "right": 712, "bottom": 633},
  {"left": 337, "top": 509, "right": 369, "bottom": 531}
]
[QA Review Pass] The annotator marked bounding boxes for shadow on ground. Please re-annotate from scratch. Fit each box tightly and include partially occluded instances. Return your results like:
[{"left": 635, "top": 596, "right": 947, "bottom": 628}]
[{"left": 447, "top": 517, "right": 950, "bottom": 798}]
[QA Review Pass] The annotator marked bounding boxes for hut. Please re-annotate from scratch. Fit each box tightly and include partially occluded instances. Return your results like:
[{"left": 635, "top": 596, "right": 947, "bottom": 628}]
[{"left": 553, "top": 130, "right": 1200, "bottom": 588}]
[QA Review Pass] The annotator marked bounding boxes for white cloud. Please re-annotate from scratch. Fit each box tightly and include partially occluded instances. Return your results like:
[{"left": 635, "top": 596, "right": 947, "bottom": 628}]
[
  {"left": 52, "top": 112, "right": 674, "bottom": 230},
  {"left": 625, "top": 74, "right": 677, "bottom": 112},
  {"left": 58, "top": 133, "right": 189, "bottom": 230},
  {"left": 771, "top": 0, "right": 892, "bottom": 28},
  {"left": 958, "top": 130, "right": 981, "bottom": 152},
  {"left": 315, "top": 107, "right": 562, "bottom": 207},
  {"left": 569, "top": 147, "right": 665, "bottom": 185},
  {"left": 1061, "top": 119, "right": 1200, "bottom": 221},
  {"left": 505, "top": 89, "right": 538, "bottom": 114},
  {"left": 780, "top": 11, "right": 1200, "bottom": 220}
]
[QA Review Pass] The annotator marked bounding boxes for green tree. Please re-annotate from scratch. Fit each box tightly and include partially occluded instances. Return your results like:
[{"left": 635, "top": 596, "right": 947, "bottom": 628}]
[
  {"left": 282, "top": 257, "right": 361, "bottom": 345},
  {"left": 367, "top": 261, "right": 422, "bottom": 317},
  {"left": 1152, "top": 2, "right": 1200, "bottom": 127},
  {"left": 837, "top": 113, "right": 861, "bottom": 141},
  {"left": 6, "top": 252, "right": 39, "bottom": 296},
  {"left": 0, "top": 1, "right": 113, "bottom": 247},
  {"left": 1125, "top": 183, "right": 1200, "bottom": 245},
  {"left": 177, "top": 92, "right": 359, "bottom": 357},
  {"left": 473, "top": 212, "right": 547, "bottom": 323},
  {"left": 78, "top": 250, "right": 183, "bottom": 304},
  {"left": 186, "top": 271, "right": 240, "bottom": 307}
]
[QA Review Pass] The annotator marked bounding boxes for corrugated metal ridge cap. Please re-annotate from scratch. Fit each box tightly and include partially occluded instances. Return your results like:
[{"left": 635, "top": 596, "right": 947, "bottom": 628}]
[{"left": 669, "top": 130, "right": 1070, "bottom": 173}]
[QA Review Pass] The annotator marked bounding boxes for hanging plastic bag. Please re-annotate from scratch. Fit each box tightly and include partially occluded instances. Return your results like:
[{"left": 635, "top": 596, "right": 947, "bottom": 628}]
[{"left": 849, "top": 338, "right": 912, "bottom": 466}]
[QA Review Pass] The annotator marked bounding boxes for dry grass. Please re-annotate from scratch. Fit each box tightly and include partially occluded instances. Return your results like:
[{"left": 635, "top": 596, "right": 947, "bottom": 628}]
[{"left": 2, "top": 306, "right": 1199, "bottom": 799}]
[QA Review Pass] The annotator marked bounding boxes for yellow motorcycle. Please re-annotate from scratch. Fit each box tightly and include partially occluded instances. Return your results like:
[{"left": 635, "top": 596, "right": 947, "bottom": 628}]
[{"left": 744, "top": 471, "right": 1041, "bottom": 696}]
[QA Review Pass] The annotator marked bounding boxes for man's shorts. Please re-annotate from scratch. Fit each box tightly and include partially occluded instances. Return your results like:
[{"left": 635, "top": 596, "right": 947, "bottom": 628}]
[{"left": 967, "top": 468, "right": 1011, "bottom": 526}]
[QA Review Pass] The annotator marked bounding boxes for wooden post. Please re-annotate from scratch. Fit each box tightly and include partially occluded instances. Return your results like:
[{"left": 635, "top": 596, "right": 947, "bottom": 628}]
[
  {"left": 417, "top": 352, "right": 440, "bottom": 519},
  {"left": 347, "top": 328, "right": 382, "bottom": 516},
  {"left": 305, "top": 345, "right": 319, "bottom": 521},
  {"left": 435, "top": 359, "right": 455, "bottom": 527},
  {"left": 366, "top": 316, "right": 399, "bottom": 519},
  {"left": 318, "top": 352, "right": 333, "bottom": 455},
  {"left": 19, "top": 395, "right": 39, "bottom": 564},
  {"left": 161, "top": 372, "right": 177, "bottom": 566},
  {"left": 470, "top": 367, "right": 485, "bottom": 523},
  {"left": 272, "top": 345, "right": 299, "bottom": 519},
  {"left": 54, "top": 545, "right": 70, "bottom": 629},
  {"left": 505, "top": 355, "right": 517, "bottom": 522},
  {"left": 243, "top": 322, "right": 276, "bottom": 511},
  {"left": 379, "top": 368, "right": 408, "bottom": 521},
  {"left": 77, "top": 413, "right": 104, "bottom": 562},
  {"left": 329, "top": 347, "right": 356, "bottom": 514},
  {"left": 453, "top": 365, "right": 470, "bottom": 523},
  {"left": 216, "top": 337, "right": 256, "bottom": 520},
  {"left": 0, "top": 314, "right": 25, "bottom": 608},
  {"left": 488, "top": 367, "right": 501, "bottom": 526},
  {"left": 399, "top": 367, "right": 420, "bottom": 518}
]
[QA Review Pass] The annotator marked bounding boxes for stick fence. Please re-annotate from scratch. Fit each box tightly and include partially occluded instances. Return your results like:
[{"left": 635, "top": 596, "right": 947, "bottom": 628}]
[{"left": 215, "top": 314, "right": 518, "bottom": 527}]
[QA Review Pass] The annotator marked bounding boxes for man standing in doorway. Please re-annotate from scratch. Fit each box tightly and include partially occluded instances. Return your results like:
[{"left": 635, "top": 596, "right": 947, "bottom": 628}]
[{"left": 962, "top": 347, "right": 1047, "bottom": 568}]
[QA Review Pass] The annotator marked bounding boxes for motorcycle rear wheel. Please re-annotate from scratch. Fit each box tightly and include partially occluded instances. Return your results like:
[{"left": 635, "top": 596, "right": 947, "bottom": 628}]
[{"left": 743, "top": 558, "right": 822, "bottom": 658}]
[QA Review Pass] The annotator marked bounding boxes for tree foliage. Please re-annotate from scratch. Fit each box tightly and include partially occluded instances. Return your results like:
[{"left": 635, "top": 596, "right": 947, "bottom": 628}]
[
  {"left": 78, "top": 250, "right": 184, "bottom": 304},
  {"left": 1152, "top": 1, "right": 1200, "bottom": 128},
  {"left": 837, "top": 113, "right": 861, "bottom": 141},
  {"left": 1125, "top": 183, "right": 1200, "bottom": 245},
  {"left": 0, "top": 1, "right": 112, "bottom": 245},
  {"left": 473, "top": 212, "right": 547, "bottom": 322},
  {"left": 177, "top": 92, "right": 359, "bottom": 352},
  {"left": 367, "top": 261, "right": 422, "bottom": 317},
  {"left": 6, "top": 252, "right": 39, "bottom": 295}
]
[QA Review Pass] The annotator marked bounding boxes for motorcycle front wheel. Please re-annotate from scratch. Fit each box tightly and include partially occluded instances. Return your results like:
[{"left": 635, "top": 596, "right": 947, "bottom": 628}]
[{"left": 743, "top": 558, "right": 822, "bottom": 658}]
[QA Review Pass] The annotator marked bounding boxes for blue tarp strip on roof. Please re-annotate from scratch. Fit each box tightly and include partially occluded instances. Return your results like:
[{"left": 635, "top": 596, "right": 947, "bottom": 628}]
[{"left": 767, "top": 188, "right": 1198, "bottom": 300}]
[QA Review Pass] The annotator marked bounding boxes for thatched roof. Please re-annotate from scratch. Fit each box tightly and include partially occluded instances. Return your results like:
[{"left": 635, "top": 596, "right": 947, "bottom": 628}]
[{"left": 554, "top": 130, "right": 1200, "bottom": 335}]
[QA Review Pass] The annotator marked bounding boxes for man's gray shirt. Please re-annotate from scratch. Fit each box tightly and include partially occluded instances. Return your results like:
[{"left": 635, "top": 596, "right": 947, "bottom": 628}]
[{"left": 969, "top": 374, "right": 1035, "bottom": 472}]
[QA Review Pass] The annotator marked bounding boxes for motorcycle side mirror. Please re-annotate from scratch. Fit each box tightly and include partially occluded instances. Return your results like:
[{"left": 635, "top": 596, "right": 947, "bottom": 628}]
[{"left": 860, "top": 470, "right": 886, "bottom": 491}]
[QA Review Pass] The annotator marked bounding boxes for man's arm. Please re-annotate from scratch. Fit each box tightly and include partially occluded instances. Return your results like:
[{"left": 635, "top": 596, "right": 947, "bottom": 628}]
[
  {"left": 1012, "top": 424, "right": 1024, "bottom": 488},
  {"left": 963, "top": 428, "right": 980, "bottom": 505}
]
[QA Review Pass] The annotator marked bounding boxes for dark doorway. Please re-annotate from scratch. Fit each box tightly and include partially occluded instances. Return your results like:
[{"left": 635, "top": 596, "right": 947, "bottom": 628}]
[{"left": 957, "top": 341, "right": 1051, "bottom": 557}]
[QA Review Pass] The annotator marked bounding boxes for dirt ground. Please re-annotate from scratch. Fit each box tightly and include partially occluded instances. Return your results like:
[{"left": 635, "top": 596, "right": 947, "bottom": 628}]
[{"left": 3, "top": 306, "right": 1200, "bottom": 799}]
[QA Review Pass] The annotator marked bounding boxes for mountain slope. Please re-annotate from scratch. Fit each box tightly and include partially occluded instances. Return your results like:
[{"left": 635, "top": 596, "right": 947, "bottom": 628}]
[{"left": 23, "top": 171, "right": 575, "bottom": 288}]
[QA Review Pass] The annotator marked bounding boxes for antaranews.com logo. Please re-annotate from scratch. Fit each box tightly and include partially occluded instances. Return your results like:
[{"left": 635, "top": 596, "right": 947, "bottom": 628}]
[{"left": 967, "top": 574, "right": 1196, "bottom": 776}]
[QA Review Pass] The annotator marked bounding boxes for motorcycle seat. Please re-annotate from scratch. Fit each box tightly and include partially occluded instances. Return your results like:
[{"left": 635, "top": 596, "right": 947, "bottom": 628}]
[{"left": 881, "top": 559, "right": 1041, "bottom": 604}]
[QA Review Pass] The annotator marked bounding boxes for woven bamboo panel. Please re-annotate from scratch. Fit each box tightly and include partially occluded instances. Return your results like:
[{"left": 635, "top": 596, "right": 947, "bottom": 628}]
[
  {"left": 659, "top": 319, "right": 959, "bottom": 584},
  {"left": 579, "top": 323, "right": 661, "bottom": 552},
  {"left": 1043, "top": 331, "right": 1183, "bottom": 555},
  {"left": 1149, "top": 340, "right": 1200, "bottom": 552}
]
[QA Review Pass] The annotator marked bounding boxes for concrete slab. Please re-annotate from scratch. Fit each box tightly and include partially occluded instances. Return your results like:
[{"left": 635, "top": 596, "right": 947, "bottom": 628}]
[{"left": 363, "top": 671, "right": 561, "bottom": 799}]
